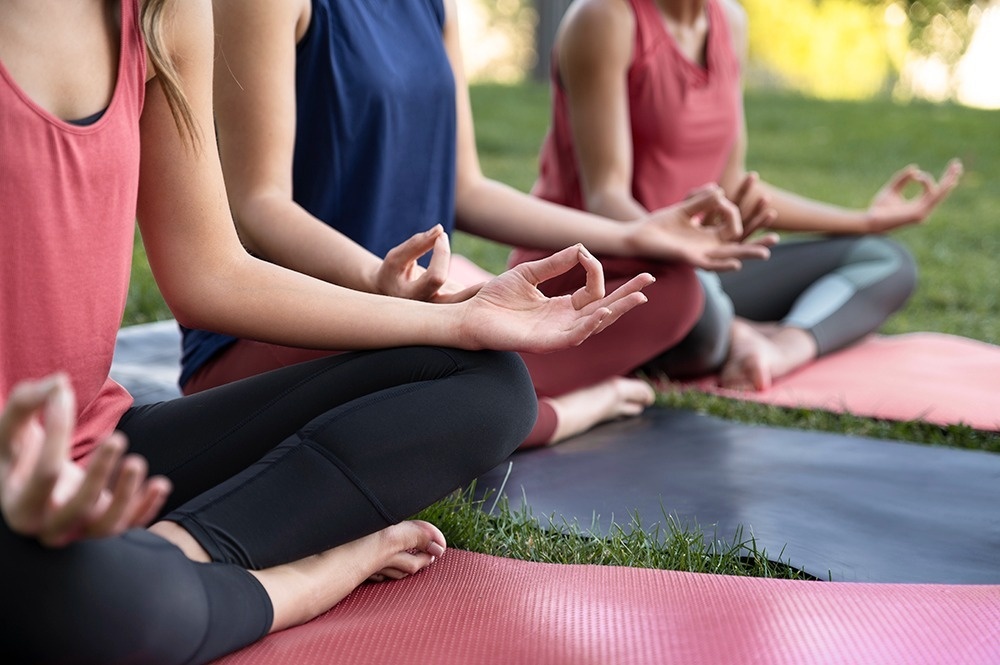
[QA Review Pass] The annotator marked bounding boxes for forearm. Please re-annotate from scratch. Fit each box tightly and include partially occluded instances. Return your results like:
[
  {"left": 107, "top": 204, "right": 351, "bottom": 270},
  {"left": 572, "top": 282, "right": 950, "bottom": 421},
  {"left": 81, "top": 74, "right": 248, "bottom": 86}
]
[
  {"left": 454, "top": 177, "right": 634, "bottom": 256},
  {"left": 173, "top": 250, "right": 467, "bottom": 350},
  {"left": 584, "top": 187, "right": 648, "bottom": 222},
  {"left": 758, "top": 182, "right": 870, "bottom": 235},
  {"left": 235, "top": 193, "right": 382, "bottom": 293}
]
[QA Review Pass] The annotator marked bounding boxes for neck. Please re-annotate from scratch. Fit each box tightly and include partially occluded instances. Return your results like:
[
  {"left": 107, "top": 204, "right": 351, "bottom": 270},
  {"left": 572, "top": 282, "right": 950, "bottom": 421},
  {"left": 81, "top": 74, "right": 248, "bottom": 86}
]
[{"left": 654, "top": 0, "right": 707, "bottom": 26}]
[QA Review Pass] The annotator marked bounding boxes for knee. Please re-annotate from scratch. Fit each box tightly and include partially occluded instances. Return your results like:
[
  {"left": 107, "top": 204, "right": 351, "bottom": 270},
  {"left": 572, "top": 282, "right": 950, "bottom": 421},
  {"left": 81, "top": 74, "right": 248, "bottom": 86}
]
[
  {"left": 452, "top": 349, "right": 537, "bottom": 464},
  {"left": 855, "top": 236, "right": 919, "bottom": 305}
]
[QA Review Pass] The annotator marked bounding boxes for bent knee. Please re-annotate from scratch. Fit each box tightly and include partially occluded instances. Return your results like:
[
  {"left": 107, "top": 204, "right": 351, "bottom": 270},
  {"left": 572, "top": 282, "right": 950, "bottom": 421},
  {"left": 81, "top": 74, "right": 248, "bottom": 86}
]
[{"left": 850, "top": 236, "right": 918, "bottom": 304}]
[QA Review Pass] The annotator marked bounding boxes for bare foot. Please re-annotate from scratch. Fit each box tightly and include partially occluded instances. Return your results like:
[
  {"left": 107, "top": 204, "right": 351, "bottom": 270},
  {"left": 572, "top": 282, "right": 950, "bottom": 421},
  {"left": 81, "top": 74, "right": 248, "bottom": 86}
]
[
  {"left": 248, "top": 520, "right": 445, "bottom": 633},
  {"left": 546, "top": 377, "right": 656, "bottom": 445},
  {"left": 719, "top": 319, "right": 817, "bottom": 391}
]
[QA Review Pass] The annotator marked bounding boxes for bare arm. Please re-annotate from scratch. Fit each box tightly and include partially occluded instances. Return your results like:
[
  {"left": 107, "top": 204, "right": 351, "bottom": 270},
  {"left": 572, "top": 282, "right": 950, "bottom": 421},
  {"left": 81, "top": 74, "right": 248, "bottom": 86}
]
[
  {"left": 554, "top": 0, "right": 646, "bottom": 222},
  {"left": 136, "top": 0, "right": 650, "bottom": 353},
  {"left": 715, "top": 0, "right": 961, "bottom": 234},
  {"left": 444, "top": 0, "right": 769, "bottom": 270},
  {"left": 211, "top": 0, "right": 460, "bottom": 301},
  {"left": 445, "top": 0, "right": 636, "bottom": 254}
]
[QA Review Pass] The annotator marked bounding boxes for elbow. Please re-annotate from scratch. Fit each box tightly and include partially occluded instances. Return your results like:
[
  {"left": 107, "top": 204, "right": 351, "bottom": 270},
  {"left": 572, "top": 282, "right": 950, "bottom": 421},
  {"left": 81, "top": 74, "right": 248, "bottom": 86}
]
[{"left": 159, "top": 258, "right": 245, "bottom": 333}]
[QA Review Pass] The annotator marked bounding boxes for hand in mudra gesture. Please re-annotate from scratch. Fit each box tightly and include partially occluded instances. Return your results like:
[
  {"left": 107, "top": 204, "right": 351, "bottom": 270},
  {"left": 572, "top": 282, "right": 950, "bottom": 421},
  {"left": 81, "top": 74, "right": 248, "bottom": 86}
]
[
  {"left": 459, "top": 244, "right": 654, "bottom": 354},
  {"left": 0, "top": 376, "right": 171, "bottom": 547}
]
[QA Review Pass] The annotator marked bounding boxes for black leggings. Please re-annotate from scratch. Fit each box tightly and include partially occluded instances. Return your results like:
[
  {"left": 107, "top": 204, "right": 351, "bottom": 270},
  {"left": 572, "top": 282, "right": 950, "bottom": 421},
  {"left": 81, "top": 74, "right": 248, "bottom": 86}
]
[
  {"left": 656, "top": 236, "right": 917, "bottom": 377},
  {"left": 2, "top": 347, "right": 534, "bottom": 664}
]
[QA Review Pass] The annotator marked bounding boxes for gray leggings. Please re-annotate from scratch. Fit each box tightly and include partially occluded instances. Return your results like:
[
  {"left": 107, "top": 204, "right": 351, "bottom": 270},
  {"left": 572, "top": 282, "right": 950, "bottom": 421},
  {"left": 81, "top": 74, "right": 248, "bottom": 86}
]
[{"left": 655, "top": 236, "right": 917, "bottom": 378}]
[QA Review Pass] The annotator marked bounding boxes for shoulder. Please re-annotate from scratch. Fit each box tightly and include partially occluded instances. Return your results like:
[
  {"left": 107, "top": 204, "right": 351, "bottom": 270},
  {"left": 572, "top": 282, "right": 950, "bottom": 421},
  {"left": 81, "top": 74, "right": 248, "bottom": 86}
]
[
  {"left": 558, "top": 0, "right": 634, "bottom": 71},
  {"left": 715, "top": 0, "right": 748, "bottom": 59},
  {"left": 561, "top": 0, "right": 634, "bottom": 41},
  {"left": 145, "top": 0, "right": 214, "bottom": 79}
]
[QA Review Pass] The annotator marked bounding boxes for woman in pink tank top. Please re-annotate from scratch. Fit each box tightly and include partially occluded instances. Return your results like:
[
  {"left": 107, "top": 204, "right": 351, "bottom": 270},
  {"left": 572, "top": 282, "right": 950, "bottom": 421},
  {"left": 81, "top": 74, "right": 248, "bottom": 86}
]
[
  {"left": 0, "top": 1, "right": 656, "bottom": 662},
  {"left": 532, "top": 0, "right": 963, "bottom": 389}
]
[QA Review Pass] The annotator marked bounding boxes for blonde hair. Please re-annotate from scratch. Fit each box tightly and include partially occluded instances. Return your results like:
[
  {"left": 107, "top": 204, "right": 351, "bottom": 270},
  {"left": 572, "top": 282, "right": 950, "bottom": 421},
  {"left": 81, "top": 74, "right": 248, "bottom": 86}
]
[{"left": 140, "top": 0, "right": 200, "bottom": 146}]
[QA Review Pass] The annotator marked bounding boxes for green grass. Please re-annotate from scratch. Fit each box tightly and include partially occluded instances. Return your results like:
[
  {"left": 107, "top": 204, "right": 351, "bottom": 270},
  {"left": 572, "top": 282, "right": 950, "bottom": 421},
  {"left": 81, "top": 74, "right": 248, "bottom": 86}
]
[
  {"left": 125, "top": 83, "right": 1000, "bottom": 576},
  {"left": 416, "top": 484, "right": 812, "bottom": 579}
]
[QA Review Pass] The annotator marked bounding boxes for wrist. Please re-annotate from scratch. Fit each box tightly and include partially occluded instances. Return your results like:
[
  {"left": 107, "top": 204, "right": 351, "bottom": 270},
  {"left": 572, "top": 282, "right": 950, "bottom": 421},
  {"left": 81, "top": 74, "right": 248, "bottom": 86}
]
[
  {"left": 363, "top": 261, "right": 384, "bottom": 295},
  {"left": 440, "top": 301, "right": 480, "bottom": 350},
  {"left": 610, "top": 219, "right": 643, "bottom": 257},
  {"left": 858, "top": 210, "right": 878, "bottom": 234}
]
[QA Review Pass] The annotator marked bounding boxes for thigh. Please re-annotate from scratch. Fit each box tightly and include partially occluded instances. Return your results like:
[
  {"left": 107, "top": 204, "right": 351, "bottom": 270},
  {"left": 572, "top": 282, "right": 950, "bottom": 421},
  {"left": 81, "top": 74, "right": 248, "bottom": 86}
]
[
  {"left": 0, "top": 520, "right": 270, "bottom": 665},
  {"left": 118, "top": 347, "right": 500, "bottom": 513},
  {"left": 718, "top": 237, "right": 859, "bottom": 322},
  {"left": 162, "top": 347, "right": 535, "bottom": 568},
  {"left": 519, "top": 256, "right": 703, "bottom": 396}
]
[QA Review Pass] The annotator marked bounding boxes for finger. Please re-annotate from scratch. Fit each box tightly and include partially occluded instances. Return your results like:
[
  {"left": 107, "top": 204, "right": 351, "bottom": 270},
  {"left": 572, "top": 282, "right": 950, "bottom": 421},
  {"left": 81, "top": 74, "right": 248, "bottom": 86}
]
[
  {"left": 715, "top": 242, "right": 772, "bottom": 261},
  {"left": 699, "top": 241, "right": 773, "bottom": 272},
  {"left": 885, "top": 164, "right": 919, "bottom": 193},
  {"left": 907, "top": 170, "right": 936, "bottom": 197},
  {"left": 579, "top": 272, "right": 654, "bottom": 316},
  {"left": 413, "top": 232, "right": 451, "bottom": 297},
  {"left": 43, "top": 434, "right": 125, "bottom": 545},
  {"left": 0, "top": 376, "right": 63, "bottom": 457},
  {"left": 697, "top": 255, "right": 743, "bottom": 272},
  {"left": 126, "top": 476, "right": 173, "bottom": 528},
  {"left": 86, "top": 451, "right": 147, "bottom": 537},
  {"left": 748, "top": 231, "right": 780, "bottom": 248},
  {"left": 741, "top": 202, "right": 775, "bottom": 240},
  {"left": 569, "top": 246, "right": 606, "bottom": 310},
  {"left": 932, "top": 159, "right": 963, "bottom": 198},
  {"left": 382, "top": 225, "right": 443, "bottom": 273},
  {"left": 684, "top": 188, "right": 742, "bottom": 240},
  {"left": 684, "top": 182, "right": 722, "bottom": 201},
  {"left": 591, "top": 291, "right": 649, "bottom": 335},
  {"left": 733, "top": 172, "right": 757, "bottom": 207},
  {"left": 18, "top": 378, "right": 76, "bottom": 514},
  {"left": 942, "top": 158, "right": 964, "bottom": 184},
  {"left": 433, "top": 281, "right": 485, "bottom": 304},
  {"left": 558, "top": 307, "right": 611, "bottom": 348},
  {"left": 514, "top": 244, "right": 587, "bottom": 286}
]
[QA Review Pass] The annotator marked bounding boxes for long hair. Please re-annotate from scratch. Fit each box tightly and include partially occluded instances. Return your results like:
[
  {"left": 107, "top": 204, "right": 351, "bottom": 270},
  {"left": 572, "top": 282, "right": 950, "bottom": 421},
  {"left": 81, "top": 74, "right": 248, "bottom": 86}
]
[{"left": 140, "top": 0, "right": 200, "bottom": 146}]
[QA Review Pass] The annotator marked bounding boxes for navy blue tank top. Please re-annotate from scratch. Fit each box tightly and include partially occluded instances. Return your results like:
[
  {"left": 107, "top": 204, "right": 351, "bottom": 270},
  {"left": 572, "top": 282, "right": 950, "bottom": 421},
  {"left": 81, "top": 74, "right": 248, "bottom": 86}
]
[{"left": 180, "top": 0, "right": 457, "bottom": 386}]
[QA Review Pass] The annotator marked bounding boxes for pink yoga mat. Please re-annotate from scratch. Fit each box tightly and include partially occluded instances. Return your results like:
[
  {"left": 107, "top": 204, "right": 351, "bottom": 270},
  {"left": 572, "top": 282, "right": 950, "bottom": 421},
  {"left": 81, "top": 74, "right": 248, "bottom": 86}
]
[
  {"left": 215, "top": 549, "right": 1000, "bottom": 665},
  {"left": 683, "top": 333, "right": 1000, "bottom": 431}
]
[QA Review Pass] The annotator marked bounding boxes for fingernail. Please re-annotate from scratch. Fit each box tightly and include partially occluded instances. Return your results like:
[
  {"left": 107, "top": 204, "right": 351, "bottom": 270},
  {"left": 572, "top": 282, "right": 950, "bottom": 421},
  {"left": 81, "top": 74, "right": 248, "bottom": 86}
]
[{"left": 428, "top": 542, "right": 445, "bottom": 557}]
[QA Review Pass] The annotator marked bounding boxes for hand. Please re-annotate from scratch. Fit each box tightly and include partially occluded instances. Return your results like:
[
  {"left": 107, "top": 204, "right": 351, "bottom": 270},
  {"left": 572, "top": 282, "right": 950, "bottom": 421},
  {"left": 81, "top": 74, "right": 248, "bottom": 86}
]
[
  {"left": 626, "top": 185, "right": 777, "bottom": 271},
  {"left": 0, "top": 375, "right": 171, "bottom": 547},
  {"left": 731, "top": 172, "right": 777, "bottom": 240},
  {"left": 459, "top": 244, "right": 654, "bottom": 354},
  {"left": 373, "top": 225, "right": 482, "bottom": 304},
  {"left": 867, "top": 159, "right": 963, "bottom": 233}
]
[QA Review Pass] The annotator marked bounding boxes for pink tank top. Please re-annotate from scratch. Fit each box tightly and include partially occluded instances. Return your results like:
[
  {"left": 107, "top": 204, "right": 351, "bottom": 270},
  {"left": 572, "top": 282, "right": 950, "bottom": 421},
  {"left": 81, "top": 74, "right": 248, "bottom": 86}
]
[
  {"left": 533, "top": 0, "right": 742, "bottom": 211},
  {"left": 0, "top": 0, "right": 146, "bottom": 461}
]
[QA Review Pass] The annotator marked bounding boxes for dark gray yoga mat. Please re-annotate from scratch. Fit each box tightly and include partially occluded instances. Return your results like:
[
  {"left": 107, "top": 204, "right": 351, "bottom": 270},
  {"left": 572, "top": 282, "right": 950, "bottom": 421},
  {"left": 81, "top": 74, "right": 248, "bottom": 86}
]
[
  {"left": 476, "top": 408, "right": 1000, "bottom": 584},
  {"left": 111, "top": 320, "right": 183, "bottom": 404},
  {"left": 112, "top": 323, "right": 1000, "bottom": 583}
]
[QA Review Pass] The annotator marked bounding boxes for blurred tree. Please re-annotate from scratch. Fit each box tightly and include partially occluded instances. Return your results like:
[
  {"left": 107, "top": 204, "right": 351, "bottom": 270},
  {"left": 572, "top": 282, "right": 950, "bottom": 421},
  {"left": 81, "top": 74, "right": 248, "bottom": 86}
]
[{"left": 527, "top": 0, "right": 985, "bottom": 100}]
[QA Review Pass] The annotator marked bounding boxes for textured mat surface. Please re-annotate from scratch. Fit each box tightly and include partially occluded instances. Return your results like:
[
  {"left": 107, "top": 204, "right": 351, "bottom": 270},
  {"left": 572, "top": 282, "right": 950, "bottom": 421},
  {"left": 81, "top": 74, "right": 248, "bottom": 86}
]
[
  {"left": 110, "top": 319, "right": 183, "bottom": 404},
  {"left": 684, "top": 333, "right": 1000, "bottom": 431},
  {"left": 214, "top": 548, "right": 1000, "bottom": 665},
  {"left": 476, "top": 408, "right": 1000, "bottom": 584}
]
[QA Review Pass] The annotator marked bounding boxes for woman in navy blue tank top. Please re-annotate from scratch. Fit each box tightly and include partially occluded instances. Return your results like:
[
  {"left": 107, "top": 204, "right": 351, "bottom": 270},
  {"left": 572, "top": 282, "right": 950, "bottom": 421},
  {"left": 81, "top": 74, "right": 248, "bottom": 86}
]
[{"left": 188, "top": 0, "right": 780, "bottom": 447}]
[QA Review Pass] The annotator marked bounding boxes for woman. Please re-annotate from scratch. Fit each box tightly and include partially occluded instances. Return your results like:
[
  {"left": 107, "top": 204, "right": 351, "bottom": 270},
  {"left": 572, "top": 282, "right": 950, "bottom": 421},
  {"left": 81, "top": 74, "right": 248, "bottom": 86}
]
[
  {"left": 528, "top": 0, "right": 963, "bottom": 389},
  {"left": 183, "top": 0, "right": 776, "bottom": 447},
  {"left": 0, "top": 0, "right": 650, "bottom": 662}
]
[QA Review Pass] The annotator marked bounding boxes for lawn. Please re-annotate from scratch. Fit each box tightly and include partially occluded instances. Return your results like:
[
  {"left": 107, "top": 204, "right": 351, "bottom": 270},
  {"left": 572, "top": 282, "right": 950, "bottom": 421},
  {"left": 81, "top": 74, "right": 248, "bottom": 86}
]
[{"left": 125, "top": 83, "right": 1000, "bottom": 575}]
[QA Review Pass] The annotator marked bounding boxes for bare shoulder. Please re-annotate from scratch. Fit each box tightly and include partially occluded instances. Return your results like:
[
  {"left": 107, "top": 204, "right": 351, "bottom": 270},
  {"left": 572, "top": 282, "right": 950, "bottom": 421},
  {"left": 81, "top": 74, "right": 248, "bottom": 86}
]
[
  {"left": 145, "top": 0, "right": 214, "bottom": 75},
  {"left": 562, "top": 0, "right": 633, "bottom": 40},
  {"left": 559, "top": 0, "right": 634, "bottom": 67},
  {"left": 716, "top": 0, "right": 748, "bottom": 55}
]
